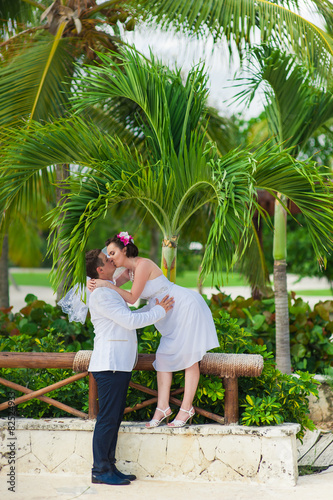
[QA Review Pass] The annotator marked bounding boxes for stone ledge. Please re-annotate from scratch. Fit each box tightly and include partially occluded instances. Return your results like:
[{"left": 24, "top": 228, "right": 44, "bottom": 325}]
[
  {"left": 0, "top": 419, "right": 300, "bottom": 485},
  {"left": 0, "top": 418, "right": 300, "bottom": 436},
  {"left": 0, "top": 418, "right": 96, "bottom": 432}
]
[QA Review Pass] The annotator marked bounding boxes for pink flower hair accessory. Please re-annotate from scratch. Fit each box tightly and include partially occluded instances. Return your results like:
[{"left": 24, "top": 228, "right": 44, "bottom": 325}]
[{"left": 117, "top": 231, "right": 134, "bottom": 246}]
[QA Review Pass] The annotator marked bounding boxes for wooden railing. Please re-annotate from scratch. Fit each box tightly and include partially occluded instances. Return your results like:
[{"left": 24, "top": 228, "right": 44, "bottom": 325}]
[{"left": 0, "top": 351, "right": 264, "bottom": 425}]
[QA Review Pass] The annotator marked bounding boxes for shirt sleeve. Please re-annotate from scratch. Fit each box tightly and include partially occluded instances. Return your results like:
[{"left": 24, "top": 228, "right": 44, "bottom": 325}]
[
  {"left": 90, "top": 288, "right": 166, "bottom": 330},
  {"left": 132, "top": 303, "right": 152, "bottom": 314}
]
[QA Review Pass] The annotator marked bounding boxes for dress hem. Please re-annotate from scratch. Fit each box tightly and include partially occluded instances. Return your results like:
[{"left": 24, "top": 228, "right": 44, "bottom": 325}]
[{"left": 152, "top": 351, "right": 214, "bottom": 373}]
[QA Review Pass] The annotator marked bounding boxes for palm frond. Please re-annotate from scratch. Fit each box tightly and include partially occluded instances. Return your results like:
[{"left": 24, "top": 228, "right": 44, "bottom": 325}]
[
  {"left": 0, "top": 0, "right": 41, "bottom": 40},
  {"left": 253, "top": 144, "right": 333, "bottom": 265},
  {"left": 204, "top": 107, "right": 240, "bottom": 155},
  {"left": 46, "top": 167, "right": 173, "bottom": 291},
  {"left": 201, "top": 140, "right": 333, "bottom": 281},
  {"left": 80, "top": 100, "right": 145, "bottom": 150},
  {"left": 0, "top": 116, "right": 123, "bottom": 222},
  {"left": 0, "top": 34, "right": 75, "bottom": 127},
  {"left": 71, "top": 46, "right": 208, "bottom": 160},
  {"left": 308, "top": 0, "right": 333, "bottom": 32},
  {"left": 237, "top": 219, "right": 272, "bottom": 294},
  {"left": 135, "top": 0, "right": 333, "bottom": 77},
  {"left": 234, "top": 46, "right": 333, "bottom": 154},
  {"left": 200, "top": 145, "right": 259, "bottom": 281}
]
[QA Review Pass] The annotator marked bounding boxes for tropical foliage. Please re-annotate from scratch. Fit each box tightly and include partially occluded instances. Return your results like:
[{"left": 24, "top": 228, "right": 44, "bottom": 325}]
[
  {"left": 135, "top": 0, "right": 333, "bottom": 77},
  {"left": 2, "top": 48, "right": 333, "bottom": 299},
  {"left": 1, "top": 2, "right": 333, "bottom": 378},
  {"left": 1, "top": 0, "right": 333, "bottom": 265},
  {"left": 233, "top": 45, "right": 333, "bottom": 372},
  {"left": 0, "top": 295, "right": 319, "bottom": 438},
  {"left": 0, "top": 0, "right": 142, "bottom": 304},
  {"left": 236, "top": 46, "right": 333, "bottom": 155},
  {"left": 210, "top": 292, "right": 333, "bottom": 375},
  {"left": 0, "top": 0, "right": 138, "bottom": 234}
]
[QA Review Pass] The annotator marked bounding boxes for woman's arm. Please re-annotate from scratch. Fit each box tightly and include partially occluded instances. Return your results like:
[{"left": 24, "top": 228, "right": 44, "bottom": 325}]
[
  {"left": 88, "top": 260, "right": 153, "bottom": 304},
  {"left": 114, "top": 268, "right": 130, "bottom": 287},
  {"left": 86, "top": 269, "right": 130, "bottom": 292}
]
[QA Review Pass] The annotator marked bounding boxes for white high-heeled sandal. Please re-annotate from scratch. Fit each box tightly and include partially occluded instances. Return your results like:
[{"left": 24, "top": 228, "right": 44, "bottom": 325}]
[
  {"left": 167, "top": 407, "right": 195, "bottom": 427},
  {"left": 145, "top": 407, "right": 171, "bottom": 428}
]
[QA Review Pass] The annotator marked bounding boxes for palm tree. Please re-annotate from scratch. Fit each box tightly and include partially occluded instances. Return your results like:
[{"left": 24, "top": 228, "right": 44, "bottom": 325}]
[
  {"left": 0, "top": 0, "right": 239, "bottom": 304},
  {"left": 2, "top": 48, "right": 333, "bottom": 304},
  {"left": 137, "top": 0, "right": 333, "bottom": 77},
  {"left": 0, "top": 0, "right": 140, "bottom": 304},
  {"left": 1, "top": 0, "right": 333, "bottom": 307},
  {"left": 234, "top": 45, "right": 333, "bottom": 372}
]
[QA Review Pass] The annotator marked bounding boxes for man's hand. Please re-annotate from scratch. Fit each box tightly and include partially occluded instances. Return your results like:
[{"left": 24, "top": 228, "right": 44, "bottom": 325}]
[{"left": 155, "top": 295, "right": 174, "bottom": 312}]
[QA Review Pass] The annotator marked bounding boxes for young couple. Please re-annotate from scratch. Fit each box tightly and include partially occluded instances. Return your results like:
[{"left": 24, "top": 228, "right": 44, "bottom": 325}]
[
  {"left": 88, "top": 232, "right": 219, "bottom": 429},
  {"left": 60, "top": 231, "right": 219, "bottom": 486}
]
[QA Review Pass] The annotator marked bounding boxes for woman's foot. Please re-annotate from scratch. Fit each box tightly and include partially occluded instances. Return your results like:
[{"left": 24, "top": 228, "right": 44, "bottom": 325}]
[
  {"left": 167, "top": 407, "right": 195, "bottom": 427},
  {"left": 145, "top": 407, "right": 172, "bottom": 428}
]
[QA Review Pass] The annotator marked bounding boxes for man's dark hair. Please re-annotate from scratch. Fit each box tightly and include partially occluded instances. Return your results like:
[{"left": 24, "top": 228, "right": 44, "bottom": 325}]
[
  {"left": 106, "top": 235, "right": 139, "bottom": 258},
  {"left": 86, "top": 249, "right": 104, "bottom": 279}
]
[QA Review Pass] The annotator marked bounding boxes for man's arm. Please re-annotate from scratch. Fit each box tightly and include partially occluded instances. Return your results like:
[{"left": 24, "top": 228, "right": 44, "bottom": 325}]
[{"left": 90, "top": 289, "right": 173, "bottom": 330}]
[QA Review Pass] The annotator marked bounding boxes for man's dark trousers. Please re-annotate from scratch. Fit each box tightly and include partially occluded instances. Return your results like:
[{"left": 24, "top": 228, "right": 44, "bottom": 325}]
[{"left": 91, "top": 370, "right": 132, "bottom": 475}]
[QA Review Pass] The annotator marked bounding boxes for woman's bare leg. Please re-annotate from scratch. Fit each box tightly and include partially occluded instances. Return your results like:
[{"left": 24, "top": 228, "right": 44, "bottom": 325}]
[
  {"left": 146, "top": 371, "right": 172, "bottom": 425},
  {"left": 172, "top": 362, "right": 200, "bottom": 422}
]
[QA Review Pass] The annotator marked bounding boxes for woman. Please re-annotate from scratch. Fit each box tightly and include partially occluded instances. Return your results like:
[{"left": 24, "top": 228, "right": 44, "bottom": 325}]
[{"left": 88, "top": 231, "right": 220, "bottom": 428}]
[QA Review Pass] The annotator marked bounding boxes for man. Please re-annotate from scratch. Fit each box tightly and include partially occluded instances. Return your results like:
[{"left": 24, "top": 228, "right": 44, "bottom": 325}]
[{"left": 86, "top": 249, "right": 174, "bottom": 486}]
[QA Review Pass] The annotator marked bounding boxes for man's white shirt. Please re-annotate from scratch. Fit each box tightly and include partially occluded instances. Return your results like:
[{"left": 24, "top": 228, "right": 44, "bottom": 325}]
[{"left": 88, "top": 287, "right": 166, "bottom": 372}]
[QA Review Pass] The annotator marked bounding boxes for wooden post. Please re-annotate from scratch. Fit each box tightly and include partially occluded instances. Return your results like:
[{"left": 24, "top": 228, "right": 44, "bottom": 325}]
[
  {"left": 223, "top": 377, "right": 239, "bottom": 424},
  {"left": 134, "top": 353, "right": 156, "bottom": 371},
  {"left": 88, "top": 373, "right": 99, "bottom": 419}
]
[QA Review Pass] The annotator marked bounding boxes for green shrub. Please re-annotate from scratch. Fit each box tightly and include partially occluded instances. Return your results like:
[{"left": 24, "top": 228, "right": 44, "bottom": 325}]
[
  {"left": 0, "top": 294, "right": 319, "bottom": 439},
  {"left": 0, "top": 331, "right": 89, "bottom": 418},
  {"left": 209, "top": 292, "right": 333, "bottom": 374},
  {"left": 211, "top": 309, "right": 318, "bottom": 439},
  {"left": 0, "top": 294, "right": 94, "bottom": 350},
  {"left": 0, "top": 294, "right": 93, "bottom": 418}
]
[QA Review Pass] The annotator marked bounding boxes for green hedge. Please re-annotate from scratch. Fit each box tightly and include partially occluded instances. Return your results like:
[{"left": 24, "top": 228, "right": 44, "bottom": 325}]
[
  {"left": 0, "top": 293, "right": 323, "bottom": 440},
  {"left": 210, "top": 292, "right": 333, "bottom": 375}
]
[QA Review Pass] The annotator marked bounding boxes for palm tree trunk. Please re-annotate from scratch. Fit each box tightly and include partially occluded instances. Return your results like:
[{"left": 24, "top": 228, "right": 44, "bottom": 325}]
[
  {"left": 273, "top": 196, "right": 291, "bottom": 374},
  {"left": 251, "top": 216, "right": 264, "bottom": 300},
  {"left": 197, "top": 264, "right": 203, "bottom": 295},
  {"left": 0, "top": 235, "right": 9, "bottom": 308},
  {"left": 274, "top": 259, "right": 291, "bottom": 373},
  {"left": 161, "top": 236, "right": 178, "bottom": 283}
]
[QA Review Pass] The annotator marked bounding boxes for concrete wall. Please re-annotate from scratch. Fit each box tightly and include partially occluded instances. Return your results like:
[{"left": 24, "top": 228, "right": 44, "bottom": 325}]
[{"left": 0, "top": 419, "right": 300, "bottom": 485}]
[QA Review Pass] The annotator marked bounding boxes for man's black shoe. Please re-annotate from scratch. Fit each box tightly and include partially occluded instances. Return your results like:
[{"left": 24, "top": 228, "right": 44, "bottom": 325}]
[
  {"left": 91, "top": 472, "right": 130, "bottom": 485},
  {"left": 112, "top": 465, "right": 136, "bottom": 481}
]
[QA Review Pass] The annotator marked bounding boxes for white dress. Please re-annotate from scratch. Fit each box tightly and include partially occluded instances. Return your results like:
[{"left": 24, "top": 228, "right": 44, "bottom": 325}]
[{"left": 139, "top": 274, "right": 219, "bottom": 372}]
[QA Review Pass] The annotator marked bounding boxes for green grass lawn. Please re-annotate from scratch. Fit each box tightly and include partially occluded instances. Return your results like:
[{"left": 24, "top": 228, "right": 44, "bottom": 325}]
[
  {"left": 294, "top": 289, "right": 333, "bottom": 296},
  {"left": 9, "top": 269, "right": 247, "bottom": 288},
  {"left": 171, "top": 270, "right": 247, "bottom": 288},
  {"left": 9, "top": 272, "right": 52, "bottom": 287}
]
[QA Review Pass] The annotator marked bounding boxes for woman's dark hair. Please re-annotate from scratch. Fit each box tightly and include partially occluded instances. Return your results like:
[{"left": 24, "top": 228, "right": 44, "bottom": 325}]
[{"left": 106, "top": 235, "right": 139, "bottom": 258}]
